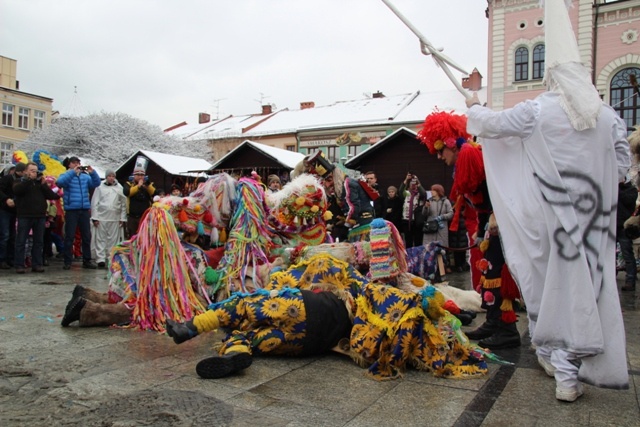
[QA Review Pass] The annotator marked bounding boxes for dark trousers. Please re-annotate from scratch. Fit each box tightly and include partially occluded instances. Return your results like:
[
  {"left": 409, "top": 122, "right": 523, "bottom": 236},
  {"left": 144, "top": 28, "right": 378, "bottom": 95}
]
[
  {"left": 402, "top": 220, "right": 424, "bottom": 248},
  {"left": 15, "top": 217, "right": 45, "bottom": 269},
  {"left": 64, "top": 209, "right": 92, "bottom": 265},
  {"left": 0, "top": 209, "right": 16, "bottom": 264},
  {"left": 618, "top": 234, "right": 637, "bottom": 285},
  {"left": 127, "top": 216, "right": 141, "bottom": 239},
  {"left": 43, "top": 227, "right": 53, "bottom": 258}
]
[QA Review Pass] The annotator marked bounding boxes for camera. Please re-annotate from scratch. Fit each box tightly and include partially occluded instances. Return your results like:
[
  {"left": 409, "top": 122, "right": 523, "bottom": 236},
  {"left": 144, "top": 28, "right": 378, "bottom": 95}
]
[{"left": 79, "top": 166, "right": 89, "bottom": 171}]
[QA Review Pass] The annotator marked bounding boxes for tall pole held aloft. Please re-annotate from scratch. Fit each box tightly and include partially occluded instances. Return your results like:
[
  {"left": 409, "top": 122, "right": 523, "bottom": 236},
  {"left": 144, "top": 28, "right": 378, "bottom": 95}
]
[{"left": 380, "top": 0, "right": 472, "bottom": 100}]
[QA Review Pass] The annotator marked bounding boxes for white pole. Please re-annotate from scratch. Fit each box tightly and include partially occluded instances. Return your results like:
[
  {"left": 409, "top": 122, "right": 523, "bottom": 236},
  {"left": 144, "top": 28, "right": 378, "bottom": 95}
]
[{"left": 380, "top": 0, "right": 472, "bottom": 100}]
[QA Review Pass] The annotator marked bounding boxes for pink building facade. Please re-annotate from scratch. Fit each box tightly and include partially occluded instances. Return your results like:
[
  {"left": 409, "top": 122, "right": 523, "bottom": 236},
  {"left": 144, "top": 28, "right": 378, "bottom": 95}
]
[{"left": 487, "top": 0, "right": 640, "bottom": 131}]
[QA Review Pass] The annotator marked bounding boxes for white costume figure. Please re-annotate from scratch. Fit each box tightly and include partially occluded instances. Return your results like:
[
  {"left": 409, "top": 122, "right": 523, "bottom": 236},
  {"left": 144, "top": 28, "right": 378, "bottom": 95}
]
[
  {"left": 465, "top": 0, "right": 630, "bottom": 402},
  {"left": 91, "top": 170, "right": 126, "bottom": 266}
]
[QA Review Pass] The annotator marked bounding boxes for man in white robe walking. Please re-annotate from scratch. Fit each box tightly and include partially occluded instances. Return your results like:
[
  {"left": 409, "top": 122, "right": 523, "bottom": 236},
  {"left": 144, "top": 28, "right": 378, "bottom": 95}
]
[
  {"left": 465, "top": 0, "right": 630, "bottom": 402},
  {"left": 91, "top": 170, "right": 126, "bottom": 268}
]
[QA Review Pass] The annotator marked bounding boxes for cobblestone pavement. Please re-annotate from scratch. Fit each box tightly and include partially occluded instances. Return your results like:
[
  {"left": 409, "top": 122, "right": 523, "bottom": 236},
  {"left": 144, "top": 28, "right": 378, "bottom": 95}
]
[{"left": 0, "top": 258, "right": 638, "bottom": 426}]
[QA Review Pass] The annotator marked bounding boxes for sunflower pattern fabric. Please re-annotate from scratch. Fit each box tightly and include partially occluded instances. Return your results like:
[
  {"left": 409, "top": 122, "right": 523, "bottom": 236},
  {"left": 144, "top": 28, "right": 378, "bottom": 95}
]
[
  {"left": 351, "top": 283, "right": 488, "bottom": 380},
  {"left": 262, "top": 253, "right": 488, "bottom": 380},
  {"left": 265, "top": 253, "right": 367, "bottom": 313},
  {"left": 210, "top": 288, "right": 309, "bottom": 357}
]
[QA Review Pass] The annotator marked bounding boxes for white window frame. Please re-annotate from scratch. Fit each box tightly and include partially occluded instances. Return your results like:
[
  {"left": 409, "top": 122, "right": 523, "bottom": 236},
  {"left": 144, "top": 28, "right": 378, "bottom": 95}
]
[
  {"left": 0, "top": 141, "right": 14, "bottom": 168},
  {"left": 2, "top": 104, "right": 14, "bottom": 127},
  {"left": 33, "top": 110, "right": 45, "bottom": 129},
  {"left": 326, "top": 146, "right": 338, "bottom": 163},
  {"left": 18, "top": 107, "right": 29, "bottom": 130}
]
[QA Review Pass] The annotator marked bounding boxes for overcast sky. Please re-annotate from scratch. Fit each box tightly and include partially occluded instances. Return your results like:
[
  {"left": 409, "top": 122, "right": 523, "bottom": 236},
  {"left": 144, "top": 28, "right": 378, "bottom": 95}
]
[{"left": 2, "top": 0, "right": 488, "bottom": 129}]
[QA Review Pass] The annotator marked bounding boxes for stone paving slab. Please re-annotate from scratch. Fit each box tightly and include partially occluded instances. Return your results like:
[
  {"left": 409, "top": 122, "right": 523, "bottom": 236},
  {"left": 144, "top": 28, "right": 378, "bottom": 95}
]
[{"left": 0, "top": 263, "right": 638, "bottom": 426}]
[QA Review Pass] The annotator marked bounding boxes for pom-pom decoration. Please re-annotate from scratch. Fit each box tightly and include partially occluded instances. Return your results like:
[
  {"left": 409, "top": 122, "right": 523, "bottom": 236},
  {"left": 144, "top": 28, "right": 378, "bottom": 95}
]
[
  {"left": 12, "top": 150, "right": 29, "bottom": 165},
  {"left": 483, "top": 291, "right": 495, "bottom": 305},
  {"left": 417, "top": 110, "right": 470, "bottom": 155}
]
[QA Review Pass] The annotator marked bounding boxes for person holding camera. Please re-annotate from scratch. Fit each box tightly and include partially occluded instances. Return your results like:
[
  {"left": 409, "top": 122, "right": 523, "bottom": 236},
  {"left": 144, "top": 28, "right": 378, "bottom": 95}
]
[
  {"left": 398, "top": 172, "right": 427, "bottom": 248},
  {"left": 12, "top": 162, "right": 60, "bottom": 273},
  {"left": 123, "top": 168, "right": 156, "bottom": 238},
  {"left": 57, "top": 156, "right": 101, "bottom": 270}
]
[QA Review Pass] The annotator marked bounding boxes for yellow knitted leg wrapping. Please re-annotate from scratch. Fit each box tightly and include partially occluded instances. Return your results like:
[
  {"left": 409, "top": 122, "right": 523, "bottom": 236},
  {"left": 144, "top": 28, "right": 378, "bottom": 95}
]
[
  {"left": 192, "top": 310, "right": 219, "bottom": 334},
  {"left": 224, "top": 344, "right": 251, "bottom": 355}
]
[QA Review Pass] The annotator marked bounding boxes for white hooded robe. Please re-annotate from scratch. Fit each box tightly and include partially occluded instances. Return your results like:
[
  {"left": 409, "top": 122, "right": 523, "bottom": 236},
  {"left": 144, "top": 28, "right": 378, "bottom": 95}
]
[{"left": 467, "top": 92, "right": 630, "bottom": 389}]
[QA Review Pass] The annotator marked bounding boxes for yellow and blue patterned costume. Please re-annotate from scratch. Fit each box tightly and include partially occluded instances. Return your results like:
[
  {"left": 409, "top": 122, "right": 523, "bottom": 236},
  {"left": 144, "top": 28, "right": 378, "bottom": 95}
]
[{"left": 191, "top": 253, "right": 487, "bottom": 380}]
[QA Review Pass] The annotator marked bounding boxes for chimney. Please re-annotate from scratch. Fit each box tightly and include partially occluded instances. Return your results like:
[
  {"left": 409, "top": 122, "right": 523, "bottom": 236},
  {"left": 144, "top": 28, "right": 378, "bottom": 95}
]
[
  {"left": 372, "top": 91, "right": 385, "bottom": 99},
  {"left": 198, "top": 112, "right": 211, "bottom": 124},
  {"left": 462, "top": 68, "right": 483, "bottom": 91},
  {"left": 300, "top": 101, "right": 315, "bottom": 110},
  {"left": 261, "top": 105, "right": 273, "bottom": 115}
]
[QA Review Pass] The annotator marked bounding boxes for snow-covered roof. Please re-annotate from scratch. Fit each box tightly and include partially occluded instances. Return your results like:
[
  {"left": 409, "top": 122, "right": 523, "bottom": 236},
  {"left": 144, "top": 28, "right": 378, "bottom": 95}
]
[
  {"left": 170, "top": 113, "right": 277, "bottom": 141},
  {"left": 118, "top": 149, "right": 212, "bottom": 176},
  {"left": 172, "top": 87, "right": 488, "bottom": 141},
  {"left": 242, "top": 92, "right": 419, "bottom": 137},
  {"left": 209, "top": 140, "right": 305, "bottom": 170}
]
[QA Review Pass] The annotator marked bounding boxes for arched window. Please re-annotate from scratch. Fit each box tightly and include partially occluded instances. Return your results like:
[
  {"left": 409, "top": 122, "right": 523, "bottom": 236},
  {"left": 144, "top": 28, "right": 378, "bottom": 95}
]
[
  {"left": 532, "top": 44, "right": 545, "bottom": 80},
  {"left": 610, "top": 67, "right": 640, "bottom": 134},
  {"left": 515, "top": 47, "right": 529, "bottom": 81}
]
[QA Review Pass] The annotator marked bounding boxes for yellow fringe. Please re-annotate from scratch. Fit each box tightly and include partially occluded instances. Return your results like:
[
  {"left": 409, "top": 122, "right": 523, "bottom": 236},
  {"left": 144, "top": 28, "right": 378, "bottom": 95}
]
[
  {"left": 482, "top": 277, "right": 502, "bottom": 289},
  {"left": 500, "top": 299, "right": 513, "bottom": 312}
]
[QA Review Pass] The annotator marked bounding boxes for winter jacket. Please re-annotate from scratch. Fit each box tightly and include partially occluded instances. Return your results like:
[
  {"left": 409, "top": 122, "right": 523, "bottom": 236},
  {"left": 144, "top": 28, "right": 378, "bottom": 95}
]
[
  {"left": 13, "top": 177, "right": 60, "bottom": 218},
  {"left": 56, "top": 169, "right": 101, "bottom": 210},
  {"left": 422, "top": 196, "right": 453, "bottom": 246},
  {"left": 381, "top": 196, "right": 403, "bottom": 229},
  {"left": 0, "top": 173, "right": 18, "bottom": 213},
  {"left": 123, "top": 181, "right": 156, "bottom": 218}
]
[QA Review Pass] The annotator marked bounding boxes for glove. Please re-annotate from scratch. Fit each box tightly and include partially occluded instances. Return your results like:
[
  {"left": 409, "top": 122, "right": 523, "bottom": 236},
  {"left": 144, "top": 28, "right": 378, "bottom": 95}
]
[
  {"left": 438, "top": 220, "right": 445, "bottom": 229},
  {"left": 435, "top": 216, "right": 443, "bottom": 222},
  {"left": 474, "top": 236, "right": 484, "bottom": 246}
]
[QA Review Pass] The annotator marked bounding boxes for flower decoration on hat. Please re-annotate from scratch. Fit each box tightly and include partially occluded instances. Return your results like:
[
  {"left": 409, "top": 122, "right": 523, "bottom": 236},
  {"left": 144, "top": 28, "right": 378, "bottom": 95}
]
[
  {"left": 417, "top": 110, "right": 470, "bottom": 154},
  {"left": 270, "top": 174, "right": 328, "bottom": 228}
]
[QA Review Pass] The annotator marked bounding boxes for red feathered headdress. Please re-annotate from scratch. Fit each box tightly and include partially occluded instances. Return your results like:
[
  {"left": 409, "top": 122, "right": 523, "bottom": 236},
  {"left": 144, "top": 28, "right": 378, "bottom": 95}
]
[{"left": 417, "top": 110, "right": 470, "bottom": 155}]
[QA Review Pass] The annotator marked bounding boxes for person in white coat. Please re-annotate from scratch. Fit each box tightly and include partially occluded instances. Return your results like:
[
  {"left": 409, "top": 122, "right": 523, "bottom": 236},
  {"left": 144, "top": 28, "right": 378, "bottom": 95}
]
[
  {"left": 91, "top": 170, "right": 126, "bottom": 268},
  {"left": 464, "top": 1, "right": 630, "bottom": 403}
]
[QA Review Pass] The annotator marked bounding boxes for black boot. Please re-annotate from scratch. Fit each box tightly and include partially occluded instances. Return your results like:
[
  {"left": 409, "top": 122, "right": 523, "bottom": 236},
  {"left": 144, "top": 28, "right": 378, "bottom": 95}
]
[
  {"left": 166, "top": 319, "right": 198, "bottom": 344},
  {"left": 72, "top": 285, "right": 86, "bottom": 299},
  {"left": 61, "top": 296, "right": 86, "bottom": 327},
  {"left": 478, "top": 322, "right": 521, "bottom": 350},
  {"left": 196, "top": 352, "right": 253, "bottom": 379},
  {"left": 460, "top": 309, "right": 477, "bottom": 319},
  {"left": 465, "top": 319, "right": 499, "bottom": 340},
  {"left": 455, "top": 313, "right": 474, "bottom": 326}
]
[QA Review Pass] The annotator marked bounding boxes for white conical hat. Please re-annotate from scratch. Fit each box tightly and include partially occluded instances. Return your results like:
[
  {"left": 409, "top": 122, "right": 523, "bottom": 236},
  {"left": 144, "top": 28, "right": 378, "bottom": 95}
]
[
  {"left": 542, "top": 0, "right": 601, "bottom": 131},
  {"left": 543, "top": 0, "right": 581, "bottom": 69}
]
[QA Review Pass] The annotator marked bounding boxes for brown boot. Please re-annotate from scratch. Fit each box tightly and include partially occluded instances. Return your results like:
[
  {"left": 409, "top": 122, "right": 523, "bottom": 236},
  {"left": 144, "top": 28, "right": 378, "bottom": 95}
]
[
  {"left": 78, "top": 300, "right": 132, "bottom": 327},
  {"left": 73, "top": 285, "right": 110, "bottom": 304}
]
